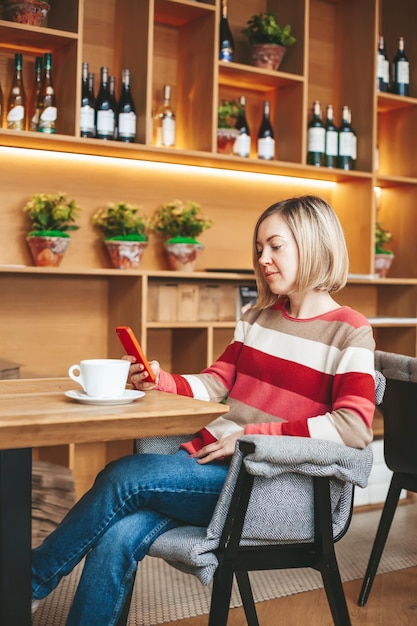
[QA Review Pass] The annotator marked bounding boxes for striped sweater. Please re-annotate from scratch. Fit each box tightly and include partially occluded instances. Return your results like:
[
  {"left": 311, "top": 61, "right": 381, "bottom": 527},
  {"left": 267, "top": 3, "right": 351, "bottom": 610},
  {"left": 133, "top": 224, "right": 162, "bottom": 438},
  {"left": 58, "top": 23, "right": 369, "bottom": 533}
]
[{"left": 156, "top": 299, "right": 376, "bottom": 451}]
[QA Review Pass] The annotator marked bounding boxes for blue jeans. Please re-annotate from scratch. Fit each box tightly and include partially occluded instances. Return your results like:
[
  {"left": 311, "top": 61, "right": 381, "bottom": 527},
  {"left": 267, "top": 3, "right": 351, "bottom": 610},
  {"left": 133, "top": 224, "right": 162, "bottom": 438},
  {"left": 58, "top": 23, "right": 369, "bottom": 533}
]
[{"left": 32, "top": 449, "right": 229, "bottom": 625}]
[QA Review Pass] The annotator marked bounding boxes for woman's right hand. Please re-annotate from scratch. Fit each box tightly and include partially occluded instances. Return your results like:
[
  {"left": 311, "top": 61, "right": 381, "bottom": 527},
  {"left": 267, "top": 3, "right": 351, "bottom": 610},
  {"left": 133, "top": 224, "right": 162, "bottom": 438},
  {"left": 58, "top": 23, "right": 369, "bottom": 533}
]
[{"left": 123, "top": 356, "right": 160, "bottom": 390}]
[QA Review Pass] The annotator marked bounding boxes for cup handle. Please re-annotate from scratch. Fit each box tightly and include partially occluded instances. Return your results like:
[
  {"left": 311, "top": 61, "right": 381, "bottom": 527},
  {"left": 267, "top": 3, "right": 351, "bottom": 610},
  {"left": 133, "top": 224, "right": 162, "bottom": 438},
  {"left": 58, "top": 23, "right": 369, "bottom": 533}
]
[{"left": 68, "top": 365, "right": 85, "bottom": 391}]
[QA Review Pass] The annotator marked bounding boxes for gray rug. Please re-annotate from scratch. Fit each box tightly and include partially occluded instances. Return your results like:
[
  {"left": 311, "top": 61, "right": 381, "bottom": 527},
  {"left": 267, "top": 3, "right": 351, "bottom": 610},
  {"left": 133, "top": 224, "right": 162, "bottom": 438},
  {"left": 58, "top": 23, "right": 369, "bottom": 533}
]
[{"left": 33, "top": 502, "right": 417, "bottom": 625}]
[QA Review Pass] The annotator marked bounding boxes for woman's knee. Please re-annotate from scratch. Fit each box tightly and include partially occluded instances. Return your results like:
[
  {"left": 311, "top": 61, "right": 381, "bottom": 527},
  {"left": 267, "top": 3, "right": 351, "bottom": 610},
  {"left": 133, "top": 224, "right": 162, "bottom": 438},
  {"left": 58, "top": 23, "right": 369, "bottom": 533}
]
[{"left": 93, "top": 453, "right": 152, "bottom": 485}]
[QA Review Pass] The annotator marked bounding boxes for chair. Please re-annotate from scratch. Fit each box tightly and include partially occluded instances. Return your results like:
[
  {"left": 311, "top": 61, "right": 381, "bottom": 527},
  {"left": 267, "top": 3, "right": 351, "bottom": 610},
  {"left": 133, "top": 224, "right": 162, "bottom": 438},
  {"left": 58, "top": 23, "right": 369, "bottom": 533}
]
[
  {"left": 115, "top": 432, "right": 374, "bottom": 626},
  {"left": 358, "top": 350, "right": 417, "bottom": 607}
]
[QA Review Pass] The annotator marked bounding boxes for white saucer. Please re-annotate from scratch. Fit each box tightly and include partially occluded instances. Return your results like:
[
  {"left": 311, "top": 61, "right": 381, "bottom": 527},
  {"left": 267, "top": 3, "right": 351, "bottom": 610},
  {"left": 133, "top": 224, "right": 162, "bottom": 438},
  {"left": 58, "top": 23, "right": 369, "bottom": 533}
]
[{"left": 65, "top": 389, "right": 145, "bottom": 406}]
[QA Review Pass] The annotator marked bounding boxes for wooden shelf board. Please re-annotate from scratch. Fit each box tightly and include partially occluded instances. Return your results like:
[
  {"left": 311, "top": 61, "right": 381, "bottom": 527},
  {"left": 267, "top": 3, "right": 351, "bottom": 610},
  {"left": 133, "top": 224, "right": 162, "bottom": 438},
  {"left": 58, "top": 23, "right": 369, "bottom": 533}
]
[
  {"left": 377, "top": 92, "right": 417, "bottom": 113},
  {"left": 154, "top": 0, "right": 215, "bottom": 26},
  {"left": 0, "top": 130, "right": 374, "bottom": 182},
  {"left": 0, "top": 20, "right": 78, "bottom": 52},
  {"left": 368, "top": 318, "right": 417, "bottom": 327},
  {"left": 218, "top": 61, "right": 304, "bottom": 91}
]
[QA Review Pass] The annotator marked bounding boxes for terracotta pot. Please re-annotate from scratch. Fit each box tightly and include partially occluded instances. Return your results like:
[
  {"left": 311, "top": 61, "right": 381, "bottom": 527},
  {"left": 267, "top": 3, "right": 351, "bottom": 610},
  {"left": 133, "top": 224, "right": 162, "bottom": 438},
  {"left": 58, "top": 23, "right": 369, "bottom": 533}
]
[
  {"left": 217, "top": 128, "right": 239, "bottom": 155},
  {"left": 252, "top": 43, "right": 287, "bottom": 71},
  {"left": 375, "top": 253, "right": 394, "bottom": 278},
  {"left": 164, "top": 241, "right": 204, "bottom": 272},
  {"left": 3, "top": 0, "right": 50, "bottom": 25},
  {"left": 104, "top": 240, "right": 148, "bottom": 269},
  {"left": 26, "top": 235, "right": 70, "bottom": 267}
]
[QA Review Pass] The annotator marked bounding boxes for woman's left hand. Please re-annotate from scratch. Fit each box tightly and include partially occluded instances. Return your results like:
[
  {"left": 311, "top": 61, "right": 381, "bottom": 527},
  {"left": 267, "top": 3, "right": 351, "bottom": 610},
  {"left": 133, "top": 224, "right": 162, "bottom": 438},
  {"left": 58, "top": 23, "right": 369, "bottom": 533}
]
[{"left": 191, "top": 430, "right": 244, "bottom": 464}]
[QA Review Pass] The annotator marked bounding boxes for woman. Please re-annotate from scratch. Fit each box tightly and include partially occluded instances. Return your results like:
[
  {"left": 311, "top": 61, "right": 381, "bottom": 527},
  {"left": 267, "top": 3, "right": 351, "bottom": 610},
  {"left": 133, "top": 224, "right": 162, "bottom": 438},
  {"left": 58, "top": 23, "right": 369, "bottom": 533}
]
[{"left": 32, "top": 195, "right": 375, "bottom": 624}]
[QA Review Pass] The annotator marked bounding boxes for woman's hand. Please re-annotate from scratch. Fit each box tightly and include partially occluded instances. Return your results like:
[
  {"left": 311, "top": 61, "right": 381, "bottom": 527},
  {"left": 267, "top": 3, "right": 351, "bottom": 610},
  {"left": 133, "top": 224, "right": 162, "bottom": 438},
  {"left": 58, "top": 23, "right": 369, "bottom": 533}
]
[
  {"left": 191, "top": 430, "right": 244, "bottom": 464},
  {"left": 123, "top": 356, "right": 160, "bottom": 390}
]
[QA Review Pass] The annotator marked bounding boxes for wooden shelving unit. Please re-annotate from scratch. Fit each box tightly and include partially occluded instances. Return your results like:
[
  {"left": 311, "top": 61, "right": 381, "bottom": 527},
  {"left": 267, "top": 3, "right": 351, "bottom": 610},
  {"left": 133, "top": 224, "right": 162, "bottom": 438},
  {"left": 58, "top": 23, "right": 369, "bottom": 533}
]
[{"left": 1, "top": 0, "right": 417, "bottom": 497}]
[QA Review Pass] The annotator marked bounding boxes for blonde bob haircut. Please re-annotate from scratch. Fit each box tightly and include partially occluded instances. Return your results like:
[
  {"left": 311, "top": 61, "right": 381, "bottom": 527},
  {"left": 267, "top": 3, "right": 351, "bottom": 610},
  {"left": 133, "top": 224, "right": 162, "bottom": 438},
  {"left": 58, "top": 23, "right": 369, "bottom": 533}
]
[{"left": 253, "top": 195, "right": 349, "bottom": 309}]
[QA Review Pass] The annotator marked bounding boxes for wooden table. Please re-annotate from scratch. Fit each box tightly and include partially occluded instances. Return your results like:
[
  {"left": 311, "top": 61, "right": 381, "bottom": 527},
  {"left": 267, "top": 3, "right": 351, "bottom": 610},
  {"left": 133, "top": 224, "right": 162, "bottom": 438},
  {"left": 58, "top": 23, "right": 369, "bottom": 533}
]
[{"left": 0, "top": 378, "right": 228, "bottom": 625}]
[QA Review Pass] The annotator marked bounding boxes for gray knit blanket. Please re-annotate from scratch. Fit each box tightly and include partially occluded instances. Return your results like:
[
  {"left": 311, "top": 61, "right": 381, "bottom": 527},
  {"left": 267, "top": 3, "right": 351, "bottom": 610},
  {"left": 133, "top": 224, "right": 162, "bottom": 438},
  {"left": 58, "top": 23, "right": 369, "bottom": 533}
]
[{"left": 148, "top": 436, "right": 373, "bottom": 584}]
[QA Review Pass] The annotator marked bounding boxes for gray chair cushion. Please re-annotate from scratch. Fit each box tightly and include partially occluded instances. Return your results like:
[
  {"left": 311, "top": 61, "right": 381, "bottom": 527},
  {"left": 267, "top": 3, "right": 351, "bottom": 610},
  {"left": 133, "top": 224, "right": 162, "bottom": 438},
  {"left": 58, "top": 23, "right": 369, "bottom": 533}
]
[{"left": 148, "top": 436, "right": 373, "bottom": 584}]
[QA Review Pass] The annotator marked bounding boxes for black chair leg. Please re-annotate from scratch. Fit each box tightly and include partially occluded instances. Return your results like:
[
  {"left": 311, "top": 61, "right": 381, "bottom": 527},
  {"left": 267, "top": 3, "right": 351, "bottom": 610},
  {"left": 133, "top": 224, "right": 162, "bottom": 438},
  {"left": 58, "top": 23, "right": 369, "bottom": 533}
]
[
  {"left": 320, "top": 553, "right": 351, "bottom": 626},
  {"left": 358, "top": 474, "right": 403, "bottom": 607},
  {"left": 236, "top": 571, "right": 260, "bottom": 626},
  {"left": 208, "top": 560, "right": 235, "bottom": 626}
]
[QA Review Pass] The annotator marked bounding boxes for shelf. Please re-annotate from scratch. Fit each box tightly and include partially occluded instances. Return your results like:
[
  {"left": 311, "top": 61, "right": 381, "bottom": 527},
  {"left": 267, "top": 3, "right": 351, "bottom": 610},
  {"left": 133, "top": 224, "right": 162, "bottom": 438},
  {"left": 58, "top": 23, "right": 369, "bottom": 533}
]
[
  {"left": 0, "top": 20, "right": 78, "bottom": 50},
  {"left": 154, "top": 0, "right": 215, "bottom": 25},
  {"left": 377, "top": 92, "right": 417, "bottom": 113},
  {"left": 368, "top": 318, "right": 417, "bottom": 327},
  {"left": 218, "top": 61, "right": 304, "bottom": 90},
  {"left": 147, "top": 321, "right": 237, "bottom": 329},
  {"left": 0, "top": 129, "right": 375, "bottom": 181}
]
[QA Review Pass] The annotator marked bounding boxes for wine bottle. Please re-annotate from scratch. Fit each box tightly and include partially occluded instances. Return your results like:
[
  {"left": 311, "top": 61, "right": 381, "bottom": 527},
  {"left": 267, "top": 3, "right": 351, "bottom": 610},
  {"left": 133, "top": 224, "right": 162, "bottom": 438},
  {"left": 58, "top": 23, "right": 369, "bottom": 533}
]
[
  {"left": 7, "top": 53, "right": 26, "bottom": 131},
  {"left": 324, "top": 104, "right": 338, "bottom": 168},
  {"left": 116, "top": 69, "right": 137, "bottom": 143},
  {"left": 233, "top": 95, "right": 250, "bottom": 157},
  {"left": 95, "top": 66, "right": 115, "bottom": 140},
  {"left": 307, "top": 100, "right": 325, "bottom": 166},
  {"left": 392, "top": 36, "right": 409, "bottom": 96},
  {"left": 348, "top": 107, "right": 357, "bottom": 170},
  {"left": 109, "top": 75, "right": 117, "bottom": 138},
  {"left": 28, "top": 55, "right": 42, "bottom": 131},
  {"left": 154, "top": 84, "right": 176, "bottom": 147},
  {"left": 80, "top": 62, "right": 95, "bottom": 138},
  {"left": 37, "top": 53, "right": 57, "bottom": 134},
  {"left": 257, "top": 100, "right": 275, "bottom": 160},
  {"left": 377, "top": 35, "right": 389, "bottom": 93},
  {"left": 0, "top": 80, "right": 3, "bottom": 128},
  {"left": 219, "top": 0, "right": 234, "bottom": 62},
  {"left": 337, "top": 105, "right": 353, "bottom": 170}
]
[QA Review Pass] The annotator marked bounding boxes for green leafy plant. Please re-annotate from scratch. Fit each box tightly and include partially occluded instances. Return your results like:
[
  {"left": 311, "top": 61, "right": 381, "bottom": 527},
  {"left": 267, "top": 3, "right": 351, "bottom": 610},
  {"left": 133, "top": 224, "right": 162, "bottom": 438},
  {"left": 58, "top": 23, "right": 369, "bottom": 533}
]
[
  {"left": 218, "top": 99, "right": 241, "bottom": 129},
  {"left": 92, "top": 202, "right": 148, "bottom": 241},
  {"left": 150, "top": 199, "right": 212, "bottom": 243},
  {"left": 375, "top": 222, "right": 393, "bottom": 254},
  {"left": 23, "top": 192, "right": 82, "bottom": 237},
  {"left": 242, "top": 12, "right": 296, "bottom": 47}
]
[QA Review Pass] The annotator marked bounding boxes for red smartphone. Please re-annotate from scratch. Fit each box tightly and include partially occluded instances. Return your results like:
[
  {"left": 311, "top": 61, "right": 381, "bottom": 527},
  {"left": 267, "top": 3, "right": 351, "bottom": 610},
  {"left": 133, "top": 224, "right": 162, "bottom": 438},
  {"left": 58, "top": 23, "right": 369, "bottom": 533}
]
[{"left": 115, "top": 326, "right": 156, "bottom": 383}]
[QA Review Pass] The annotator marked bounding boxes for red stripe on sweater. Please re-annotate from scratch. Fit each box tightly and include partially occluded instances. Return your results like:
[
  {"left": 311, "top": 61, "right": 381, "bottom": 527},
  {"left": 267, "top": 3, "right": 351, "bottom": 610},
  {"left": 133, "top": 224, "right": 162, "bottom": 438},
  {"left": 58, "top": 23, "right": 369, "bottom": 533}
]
[
  {"left": 171, "top": 373, "right": 193, "bottom": 397},
  {"left": 180, "top": 428, "right": 217, "bottom": 454}
]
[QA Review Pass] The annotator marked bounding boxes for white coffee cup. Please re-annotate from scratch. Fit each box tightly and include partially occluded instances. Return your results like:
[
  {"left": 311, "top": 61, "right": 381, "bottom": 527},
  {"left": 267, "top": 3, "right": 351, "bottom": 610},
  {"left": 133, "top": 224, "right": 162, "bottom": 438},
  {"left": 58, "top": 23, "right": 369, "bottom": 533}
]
[{"left": 68, "top": 359, "right": 130, "bottom": 398}]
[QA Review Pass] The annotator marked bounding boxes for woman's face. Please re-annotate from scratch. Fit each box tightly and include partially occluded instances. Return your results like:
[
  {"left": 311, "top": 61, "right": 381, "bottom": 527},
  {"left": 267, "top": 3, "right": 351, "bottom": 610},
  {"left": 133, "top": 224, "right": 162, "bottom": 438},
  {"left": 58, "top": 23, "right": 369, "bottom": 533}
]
[{"left": 256, "top": 213, "right": 299, "bottom": 295}]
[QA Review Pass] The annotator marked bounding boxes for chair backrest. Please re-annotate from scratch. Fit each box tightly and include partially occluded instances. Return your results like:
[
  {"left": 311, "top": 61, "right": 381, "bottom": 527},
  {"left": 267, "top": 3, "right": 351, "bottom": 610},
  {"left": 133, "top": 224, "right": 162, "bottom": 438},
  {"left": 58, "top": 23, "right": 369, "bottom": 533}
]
[
  {"left": 381, "top": 378, "right": 417, "bottom": 474},
  {"left": 374, "top": 350, "right": 417, "bottom": 475}
]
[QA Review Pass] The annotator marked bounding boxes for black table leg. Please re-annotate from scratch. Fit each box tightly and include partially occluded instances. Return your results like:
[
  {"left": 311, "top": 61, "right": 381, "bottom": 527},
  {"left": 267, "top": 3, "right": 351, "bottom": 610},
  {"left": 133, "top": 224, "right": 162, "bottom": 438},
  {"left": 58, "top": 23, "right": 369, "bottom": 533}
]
[{"left": 0, "top": 448, "right": 32, "bottom": 625}]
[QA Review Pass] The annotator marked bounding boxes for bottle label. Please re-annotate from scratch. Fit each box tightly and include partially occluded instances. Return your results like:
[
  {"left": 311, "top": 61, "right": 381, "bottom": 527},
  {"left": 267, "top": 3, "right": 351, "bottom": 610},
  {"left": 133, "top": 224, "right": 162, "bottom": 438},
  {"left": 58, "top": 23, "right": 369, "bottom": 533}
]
[
  {"left": 397, "top": 60, "right": 409, "bottom": 84},
  {"left": 40, "top": 106, "right": 57, "bottom": 122},
  {"left": 30, "top": 109, "right": 40, "bottom": 131},
  {"left": 118, "top": 111, "right": 136, "bottom": 137},
  {"left": 161, "top": 116, "right": 175, "bottom": 146},
  {"left": 351, "top": 134, "right": 357, "bottom": 161},
  {"left": 325, "top": 130, "right": 338, "bottom": 156},
  {"left": 377, "top": 53, "right": 385, "bottom": 79},
  {"left": 383, "top": 59, "right": 390, "bottom": 84},
  {"left": 96, "top": 110, "right": 115, "bottom": 136},
  {"left": 257, "top": 136, "right": 275, "bottom": 160},
  {"left": 307, "top": 127, "right": 325, "bottom": 152},
  {"left": 7, "top": 105, "right": 25, "bottom": 129},
  {"left": 234, "top": 133, "right": 251, "bottom": 157},
  {"left": 80, "top": 106, "right": 95, "bottom": 133},
  {"left": 38, "top": 107, "right": 57, "bottom": 132},
  {"left": 220, "top": 47, "right": 234, "bottom": 62},
  {"left": 339, "top": 131, "right": 353, "bottom": 157}
]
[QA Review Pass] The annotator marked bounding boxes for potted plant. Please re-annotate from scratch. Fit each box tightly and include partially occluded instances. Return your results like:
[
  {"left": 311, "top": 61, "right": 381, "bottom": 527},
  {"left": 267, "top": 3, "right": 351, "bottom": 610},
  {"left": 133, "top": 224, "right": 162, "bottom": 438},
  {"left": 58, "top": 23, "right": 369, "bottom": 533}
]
[
  {"left": 375, "top": 221, "right": 394, "bottom": 277},
  {"left": 23, "top": 192, "right": 82, "bottom": 266},
  {"left": 92, "top": 202, "right": 149, "bottom": 269},
  {"left": 3, "top": 0, "right": 50, "bottom": 26},
  {"left": 242, "top": 11, "right": 296, "bottom": 71},
  {"left": 150, "top": 199, "right": 212, "bottom": 271},
  {"left": 217, "top": 99, "right": 241, "bottom": 154}
]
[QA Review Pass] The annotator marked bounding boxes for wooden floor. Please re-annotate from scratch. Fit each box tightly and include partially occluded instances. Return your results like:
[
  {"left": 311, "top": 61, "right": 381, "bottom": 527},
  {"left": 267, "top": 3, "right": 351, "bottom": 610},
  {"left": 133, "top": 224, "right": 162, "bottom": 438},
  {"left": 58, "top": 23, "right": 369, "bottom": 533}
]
[{"left": 169, "top": 566, "right": 417, "bottom": 625}]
